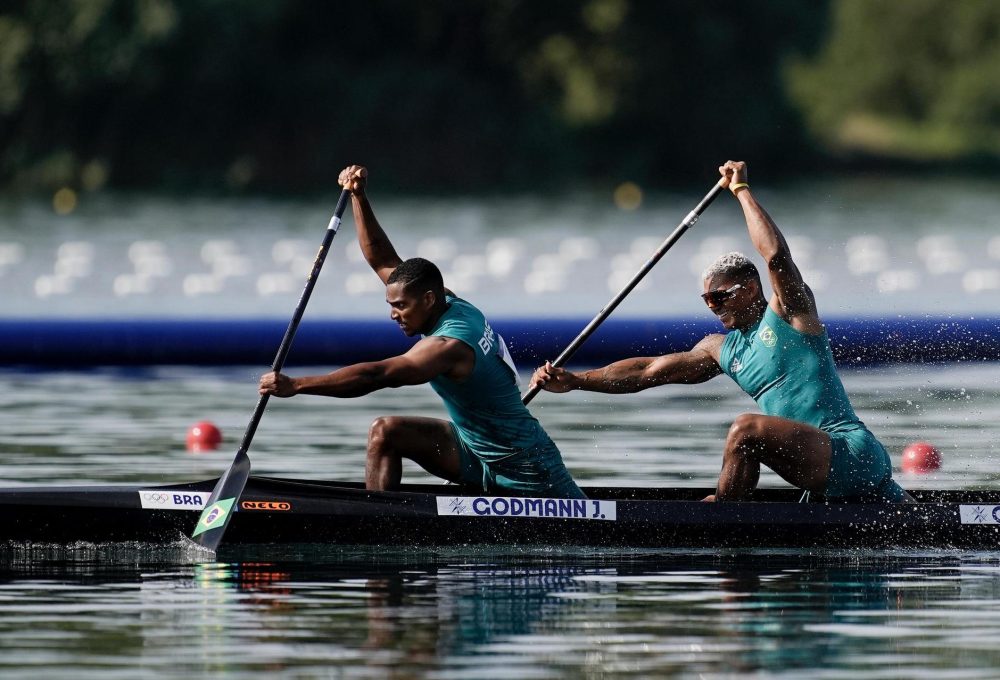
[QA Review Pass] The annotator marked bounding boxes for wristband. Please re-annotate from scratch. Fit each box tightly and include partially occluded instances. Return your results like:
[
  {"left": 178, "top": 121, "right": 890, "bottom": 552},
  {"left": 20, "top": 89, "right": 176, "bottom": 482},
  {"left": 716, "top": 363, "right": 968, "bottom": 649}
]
[{"left": 730, "top": 182, "right": 749, "bottom": 194}]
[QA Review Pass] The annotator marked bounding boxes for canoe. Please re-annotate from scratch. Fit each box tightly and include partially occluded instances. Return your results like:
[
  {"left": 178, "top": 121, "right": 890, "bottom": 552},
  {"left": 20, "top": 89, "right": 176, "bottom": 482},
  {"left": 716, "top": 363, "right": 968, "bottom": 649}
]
[{"left": 2, "top": 476, "right": 999, "bottom": 549}]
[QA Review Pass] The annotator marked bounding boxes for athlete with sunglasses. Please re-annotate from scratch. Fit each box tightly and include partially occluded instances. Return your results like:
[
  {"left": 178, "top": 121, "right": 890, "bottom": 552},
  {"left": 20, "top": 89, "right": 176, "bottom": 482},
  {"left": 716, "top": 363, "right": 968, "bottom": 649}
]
[{"left": 530, "top": 160, "right": 910, "bottom": 504}]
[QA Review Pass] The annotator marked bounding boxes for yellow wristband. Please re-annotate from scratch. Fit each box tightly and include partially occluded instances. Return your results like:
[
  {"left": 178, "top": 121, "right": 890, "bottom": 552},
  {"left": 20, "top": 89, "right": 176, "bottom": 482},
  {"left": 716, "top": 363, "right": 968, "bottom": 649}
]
[{"left": 730, "top": 182, "right": 749, "bottom": 194}]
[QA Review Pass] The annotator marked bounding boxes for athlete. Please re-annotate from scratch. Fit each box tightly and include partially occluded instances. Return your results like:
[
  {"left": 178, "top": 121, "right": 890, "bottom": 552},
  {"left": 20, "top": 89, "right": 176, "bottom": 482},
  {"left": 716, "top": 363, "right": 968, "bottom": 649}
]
[
  {"left": 530, "top": 160, "right": 909, "bottom": 503},
  {"left": 259, "top": 165, "right": 584, "bottom": 499}
]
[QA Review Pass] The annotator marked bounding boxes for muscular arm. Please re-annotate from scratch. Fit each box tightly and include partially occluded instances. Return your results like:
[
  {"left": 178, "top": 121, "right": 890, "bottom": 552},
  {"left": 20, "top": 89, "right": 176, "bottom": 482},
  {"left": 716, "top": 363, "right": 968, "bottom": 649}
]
[
  {"left": 532, "top": 335, "right": 724, "bottom": 394},
  {"left": 341, "top": 165, "right": 455, "bottom": 296},
  {"left": 351, "top": 191, "right": 403, "bottom": 285},
  {"left": 722, "top": 160, "right": 823, "bottom": 334},
  {"left": 736, "top": 190, "right": 815, "bottom": 317},
  {"left": 339, "top": 165, "right": 402, "bottom": 284},
  {"left": 260, "top": 337, "right": 473, "bottom": 398}
]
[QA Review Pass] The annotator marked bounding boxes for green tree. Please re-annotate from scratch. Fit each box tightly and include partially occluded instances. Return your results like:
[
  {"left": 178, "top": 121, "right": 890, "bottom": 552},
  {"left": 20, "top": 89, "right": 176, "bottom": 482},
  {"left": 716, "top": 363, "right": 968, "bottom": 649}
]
[
  {"left": 0, "top": 0, "right": 179, "bottom": 189},
  {"left": 1, "top": 0, "right": 827, "bottom": 194},
  {"left": 787, "top": 0, "right": 1000, "bottom": 161}
]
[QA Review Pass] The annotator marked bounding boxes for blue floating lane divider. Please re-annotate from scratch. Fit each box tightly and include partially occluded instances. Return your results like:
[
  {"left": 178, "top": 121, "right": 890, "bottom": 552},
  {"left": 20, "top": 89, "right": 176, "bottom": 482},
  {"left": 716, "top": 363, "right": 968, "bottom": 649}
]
[{"left": 1, "top": 317, "right": 999, "bottom": 367}]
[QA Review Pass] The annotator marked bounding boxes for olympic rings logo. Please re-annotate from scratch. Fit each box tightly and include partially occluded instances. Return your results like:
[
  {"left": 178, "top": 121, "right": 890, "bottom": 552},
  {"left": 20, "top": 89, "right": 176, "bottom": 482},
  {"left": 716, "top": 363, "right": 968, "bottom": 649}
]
[{"left": 142, "top": 492, "right": 169, "bottom": 504}]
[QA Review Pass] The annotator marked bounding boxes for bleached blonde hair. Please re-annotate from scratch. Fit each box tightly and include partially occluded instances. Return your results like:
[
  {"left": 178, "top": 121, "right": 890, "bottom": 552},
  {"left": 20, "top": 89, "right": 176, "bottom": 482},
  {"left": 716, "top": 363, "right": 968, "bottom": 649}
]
[{"left": 701, "top": 251, "right": 759, "bottom": 283}]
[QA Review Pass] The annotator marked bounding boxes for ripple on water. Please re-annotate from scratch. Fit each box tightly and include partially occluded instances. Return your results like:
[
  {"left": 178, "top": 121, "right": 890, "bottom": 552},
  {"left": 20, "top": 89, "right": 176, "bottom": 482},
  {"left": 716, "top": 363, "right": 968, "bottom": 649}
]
[{"left": 1, "top": 361, "right": 1000, "bottom": 678}]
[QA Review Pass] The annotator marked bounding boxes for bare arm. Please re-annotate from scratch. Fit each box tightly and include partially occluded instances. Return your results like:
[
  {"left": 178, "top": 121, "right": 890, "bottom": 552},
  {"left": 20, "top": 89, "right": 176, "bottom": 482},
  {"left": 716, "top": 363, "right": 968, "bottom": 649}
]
[
  {"left": 720, "top": 161, "right": 822, "bottom": 333},
  {"left": 260, "top": 336, "right": 473, "bottom": 398},
  {"left": 339, "top": 165, "right": 455, "bottom": 296},
  {"left": 339, "top": 165, "right": 402, "bottom": 285},
  {"left": 530, "top": 335, "right": 724, "bottom": 394}
]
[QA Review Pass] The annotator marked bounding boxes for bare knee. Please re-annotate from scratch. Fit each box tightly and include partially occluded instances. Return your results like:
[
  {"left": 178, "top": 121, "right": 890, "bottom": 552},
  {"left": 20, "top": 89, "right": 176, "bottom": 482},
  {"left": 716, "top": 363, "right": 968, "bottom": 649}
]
[
  {"left": 725, "top": 413, "right": 768, "bottom": 460},
  {"left": 368, "top": 416, "right": 403, "bottom": 455}
]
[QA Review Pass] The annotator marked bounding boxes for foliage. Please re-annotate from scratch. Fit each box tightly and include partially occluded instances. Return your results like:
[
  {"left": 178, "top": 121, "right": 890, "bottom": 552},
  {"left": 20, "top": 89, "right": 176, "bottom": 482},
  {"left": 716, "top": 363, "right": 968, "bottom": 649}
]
[
  {"left": 0, "top": 1, "right": 846, "bottom": 193},
  {"left": 787, "top": 0, "right": 1000, "bottom": 161}
]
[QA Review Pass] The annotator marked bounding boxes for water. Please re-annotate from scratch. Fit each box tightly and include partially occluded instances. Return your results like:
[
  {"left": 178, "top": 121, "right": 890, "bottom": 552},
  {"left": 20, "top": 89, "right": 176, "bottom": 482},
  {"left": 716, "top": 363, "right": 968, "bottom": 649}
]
[
  {"left": 1, "top": 364, "right": 998, "bottom": 489},
  {"left": 1, "top": 547, "right": 999, "bottom": 679},
  {"left": 2, "top": 178, "right": 1000, "bottom": 676},
  {"left": 1, "top": 364, "right": 1000, "bottom": 677},
  {"left": 1, "top": 176, "right": 999, "bottom": 320}
]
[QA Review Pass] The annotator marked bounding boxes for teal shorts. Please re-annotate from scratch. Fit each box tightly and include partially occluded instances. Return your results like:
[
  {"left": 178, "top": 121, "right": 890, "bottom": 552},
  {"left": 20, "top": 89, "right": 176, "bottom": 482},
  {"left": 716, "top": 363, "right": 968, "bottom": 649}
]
[
  {"left": 826, "top": 428, "right": 907, "bottom": 502},
  {"left": 452, "top": 428, "right": 586, "bottom": 500}
]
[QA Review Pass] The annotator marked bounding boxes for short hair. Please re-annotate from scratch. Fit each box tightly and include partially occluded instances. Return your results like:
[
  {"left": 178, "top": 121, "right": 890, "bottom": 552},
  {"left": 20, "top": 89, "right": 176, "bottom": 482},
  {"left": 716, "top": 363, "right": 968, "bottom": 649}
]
[
  {"left": 386, "top": 257, "right": 444, "bottom": 295},
  {"left": 702, "top": 251, "right": 760, "bottom": 284}
]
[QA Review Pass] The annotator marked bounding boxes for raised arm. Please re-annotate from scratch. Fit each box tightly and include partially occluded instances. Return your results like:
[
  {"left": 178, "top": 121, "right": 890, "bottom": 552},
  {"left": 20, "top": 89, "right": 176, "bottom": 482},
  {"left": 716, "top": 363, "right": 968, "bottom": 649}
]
[
  {"left": 719, "top": 161, "right": 822, "bottom": 333},
  {"left": 260, "top": 336, "right": 474, "bottom": 398},
  {"left": 339, "top": 165, "right": 403, "bottom": 284},
  {"left": 530, "top": 335, "right": 724, "bottom": 394}
]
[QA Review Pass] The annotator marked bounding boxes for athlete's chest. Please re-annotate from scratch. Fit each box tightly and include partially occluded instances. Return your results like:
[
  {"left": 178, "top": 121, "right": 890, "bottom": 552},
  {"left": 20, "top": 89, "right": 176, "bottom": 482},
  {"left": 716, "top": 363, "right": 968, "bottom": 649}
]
[{"left": 726, "top": 321, "right": 820, "bottom": 395}]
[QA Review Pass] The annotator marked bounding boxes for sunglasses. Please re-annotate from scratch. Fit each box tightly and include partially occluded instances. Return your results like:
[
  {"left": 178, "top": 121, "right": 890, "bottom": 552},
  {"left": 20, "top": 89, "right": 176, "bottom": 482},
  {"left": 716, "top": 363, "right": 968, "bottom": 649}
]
[{"left": 701, "top": 283, "right": 743, "bottom": 305}]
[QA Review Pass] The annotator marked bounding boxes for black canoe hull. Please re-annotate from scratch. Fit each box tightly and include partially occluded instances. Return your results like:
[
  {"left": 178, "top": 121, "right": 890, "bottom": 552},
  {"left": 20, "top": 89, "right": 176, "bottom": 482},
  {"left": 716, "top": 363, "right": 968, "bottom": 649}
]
[{"left": 3, "top": 476, "right": 1000, "bottom": 550}]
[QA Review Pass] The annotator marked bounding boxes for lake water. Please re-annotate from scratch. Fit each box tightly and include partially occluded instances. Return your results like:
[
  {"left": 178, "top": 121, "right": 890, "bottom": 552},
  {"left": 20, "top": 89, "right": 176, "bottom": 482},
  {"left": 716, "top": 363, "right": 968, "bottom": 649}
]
[
  {"left": 2, "top": 546, "right": 999, "bottom": 679},
  {"left": 1, "top": 363, "right": 999, "bottom": 678},
  {"left": 1, "top": 178, "right": 1000, "bottom": 677}
]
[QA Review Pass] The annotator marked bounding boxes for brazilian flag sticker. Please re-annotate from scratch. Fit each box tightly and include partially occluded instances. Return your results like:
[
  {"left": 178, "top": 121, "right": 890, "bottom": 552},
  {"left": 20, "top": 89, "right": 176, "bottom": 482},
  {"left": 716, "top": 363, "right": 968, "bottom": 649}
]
[
  {"left": 758, "top": 324, "right": 777, "bottom": 348},
  {"left": 192, "top": 498, "right": 236, "bottom": 537}
]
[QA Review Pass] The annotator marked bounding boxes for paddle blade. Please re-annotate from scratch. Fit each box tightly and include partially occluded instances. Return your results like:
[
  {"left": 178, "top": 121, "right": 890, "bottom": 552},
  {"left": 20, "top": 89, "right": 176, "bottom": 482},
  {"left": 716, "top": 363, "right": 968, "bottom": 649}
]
[{"left": 189, "top": 449, "right": 251, "bottom": 551}]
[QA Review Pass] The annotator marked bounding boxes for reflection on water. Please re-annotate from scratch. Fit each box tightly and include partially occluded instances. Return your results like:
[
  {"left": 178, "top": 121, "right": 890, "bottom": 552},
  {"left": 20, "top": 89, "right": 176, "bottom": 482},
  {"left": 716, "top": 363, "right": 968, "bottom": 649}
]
[
  {"left": 1, "top": 546, "right": 999, "bottom": 678},
  {"left": 1, "top": 345, "right": 999, "bottom": 675}
]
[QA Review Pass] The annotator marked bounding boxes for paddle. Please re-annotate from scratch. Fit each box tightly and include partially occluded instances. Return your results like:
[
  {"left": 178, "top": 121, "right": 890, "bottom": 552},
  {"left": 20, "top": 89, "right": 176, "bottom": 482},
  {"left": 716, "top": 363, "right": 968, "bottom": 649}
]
[
  {"left": 190, "top": 189, "right": 351, "bottom": 551},
  {"left": 521, "top": 178, "right": 726, "bottom": 405}
]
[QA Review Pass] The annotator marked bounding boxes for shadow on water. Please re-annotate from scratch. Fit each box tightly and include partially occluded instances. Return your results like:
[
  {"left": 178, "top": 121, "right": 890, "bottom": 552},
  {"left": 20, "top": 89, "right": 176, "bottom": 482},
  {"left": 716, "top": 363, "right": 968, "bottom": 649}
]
[{"left": 2, "top": 543, "right": 999, "bottom": 677}]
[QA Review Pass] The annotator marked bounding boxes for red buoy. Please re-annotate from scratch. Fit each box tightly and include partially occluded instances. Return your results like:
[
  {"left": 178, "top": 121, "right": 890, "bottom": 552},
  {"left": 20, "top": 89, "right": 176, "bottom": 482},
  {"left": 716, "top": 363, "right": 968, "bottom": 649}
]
[
  {"left": 186, "top": 421, "right": 222, "bottom": 452},
  {"left": 901, "top": 441, "right": 942, "bottom": 474}
]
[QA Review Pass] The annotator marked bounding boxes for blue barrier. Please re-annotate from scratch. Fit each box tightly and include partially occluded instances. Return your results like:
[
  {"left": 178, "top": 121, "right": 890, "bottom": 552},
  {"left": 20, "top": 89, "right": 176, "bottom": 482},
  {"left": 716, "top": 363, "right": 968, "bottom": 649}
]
[{"left": 1, "top": 317, "right": 998, "bottom": 367}]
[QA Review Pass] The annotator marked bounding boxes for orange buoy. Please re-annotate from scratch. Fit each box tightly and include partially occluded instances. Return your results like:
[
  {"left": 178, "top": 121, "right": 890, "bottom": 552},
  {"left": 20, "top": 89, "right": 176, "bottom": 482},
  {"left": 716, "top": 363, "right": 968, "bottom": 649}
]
[
  {"left": 186, "top": 421, "right": 222, "bottom": 452},
  {"left": 901, "top": 441, "right": 942, "bottom": 473}
]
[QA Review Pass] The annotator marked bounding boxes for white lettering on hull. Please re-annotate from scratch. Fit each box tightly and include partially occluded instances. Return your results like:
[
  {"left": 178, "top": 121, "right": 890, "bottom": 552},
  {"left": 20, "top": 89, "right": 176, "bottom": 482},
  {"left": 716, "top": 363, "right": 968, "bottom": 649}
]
[{"left": 436, "top": 496, "right": 616, "bottom": 521}]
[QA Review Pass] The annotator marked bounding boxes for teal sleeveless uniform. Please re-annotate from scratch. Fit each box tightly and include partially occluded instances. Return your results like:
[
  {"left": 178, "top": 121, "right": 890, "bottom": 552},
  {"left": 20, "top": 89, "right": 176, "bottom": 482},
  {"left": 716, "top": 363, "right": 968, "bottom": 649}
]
[
  {"left": 719, "top": 306, "right": 905, "bottom": 501},
  {"left": 427, "top": 296, "right": 584, "bottom": 499}
]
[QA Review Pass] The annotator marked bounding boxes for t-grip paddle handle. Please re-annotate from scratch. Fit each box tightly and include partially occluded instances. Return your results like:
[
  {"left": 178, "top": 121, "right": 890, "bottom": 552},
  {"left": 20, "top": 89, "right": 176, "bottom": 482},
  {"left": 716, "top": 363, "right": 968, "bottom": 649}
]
[
  {"left": 190, "top": 188, "right": 352, "bottom": 552},
  {"left": 521, "top": 179, "right": 726, "bottom": 405}
]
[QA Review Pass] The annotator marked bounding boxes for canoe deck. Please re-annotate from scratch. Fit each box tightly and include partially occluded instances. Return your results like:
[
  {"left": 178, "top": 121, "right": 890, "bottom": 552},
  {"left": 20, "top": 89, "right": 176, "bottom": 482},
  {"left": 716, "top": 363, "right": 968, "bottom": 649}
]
[{"left": 3, "top": 476, "right": 999, "bottom": 550}]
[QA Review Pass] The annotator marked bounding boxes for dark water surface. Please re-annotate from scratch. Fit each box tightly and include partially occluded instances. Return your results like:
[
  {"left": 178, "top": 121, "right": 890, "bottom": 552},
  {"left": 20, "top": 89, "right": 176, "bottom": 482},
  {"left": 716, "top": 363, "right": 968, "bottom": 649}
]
[
  {"left": 1, "top": 546, "right": 999, "bottom": 679},
  {"left": 1, "top": 364, "right": 999, "bottom": 677}
]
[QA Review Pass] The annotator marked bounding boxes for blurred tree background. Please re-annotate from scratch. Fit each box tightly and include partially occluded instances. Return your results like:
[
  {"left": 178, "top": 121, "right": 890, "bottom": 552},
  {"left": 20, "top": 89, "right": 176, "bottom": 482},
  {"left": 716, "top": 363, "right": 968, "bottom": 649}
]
[{"left": 1, "top": 0, "right": 997, "bottom": 195}]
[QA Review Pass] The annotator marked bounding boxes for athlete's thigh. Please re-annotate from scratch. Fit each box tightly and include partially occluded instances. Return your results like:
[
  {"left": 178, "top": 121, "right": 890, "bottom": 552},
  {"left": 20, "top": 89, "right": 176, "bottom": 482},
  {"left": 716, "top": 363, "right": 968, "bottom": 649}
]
[
  {"left": 377, "top": 415, "right": 464, "bottom": 482},
  {"left": 749, "top": 414, "right": 832, "bottom": 491}
]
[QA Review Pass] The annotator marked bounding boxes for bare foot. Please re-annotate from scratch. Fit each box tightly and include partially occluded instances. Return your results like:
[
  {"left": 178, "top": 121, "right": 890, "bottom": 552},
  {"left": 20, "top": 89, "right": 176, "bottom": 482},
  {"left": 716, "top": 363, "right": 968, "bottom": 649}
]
[{"left": 701, "top": 494, "right": 716, "bottom": 502}]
